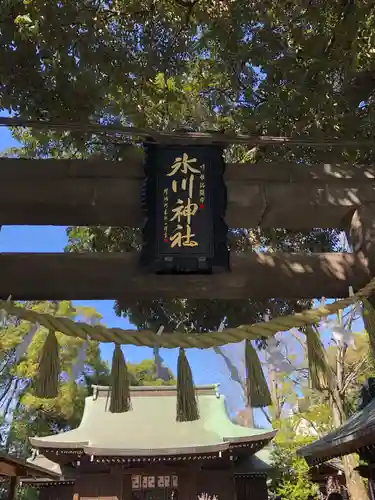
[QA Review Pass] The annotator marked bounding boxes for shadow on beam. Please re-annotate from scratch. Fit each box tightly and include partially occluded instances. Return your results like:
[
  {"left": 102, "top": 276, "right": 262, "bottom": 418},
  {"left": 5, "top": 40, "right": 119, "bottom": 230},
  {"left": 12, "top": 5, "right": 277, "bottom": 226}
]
[
  {"left": 0, "top": 159, "right": 375, "bottom": 228},
  {"left": 0, "top": 252, "right": 370, "bottom": 300}
]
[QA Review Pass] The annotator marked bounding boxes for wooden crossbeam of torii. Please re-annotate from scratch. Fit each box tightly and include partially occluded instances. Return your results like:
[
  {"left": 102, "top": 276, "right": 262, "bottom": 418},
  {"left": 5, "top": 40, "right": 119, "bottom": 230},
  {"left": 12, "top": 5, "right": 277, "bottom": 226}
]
[
  {"left": 0, "top": 252, "right": 370, "bottom": 300},
  {"left": 0, "top": 157, "right": 375, "bottom": 300},
  {"left": 0, "top": 157, "right": 374, "bottom": 228}
]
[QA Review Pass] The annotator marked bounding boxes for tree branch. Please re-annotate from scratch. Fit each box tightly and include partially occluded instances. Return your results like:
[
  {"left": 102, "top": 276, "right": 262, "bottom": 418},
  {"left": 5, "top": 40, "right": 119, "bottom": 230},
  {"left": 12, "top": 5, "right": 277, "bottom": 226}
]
[
  {"left": 289, "top": 329, "right": 307, "bottom": 351},
  {"left": 341, "top": 355, "right": 371, "bottom": 394},
  {"left": 260, "top": 406, "right": 272, "bottom": 425}
]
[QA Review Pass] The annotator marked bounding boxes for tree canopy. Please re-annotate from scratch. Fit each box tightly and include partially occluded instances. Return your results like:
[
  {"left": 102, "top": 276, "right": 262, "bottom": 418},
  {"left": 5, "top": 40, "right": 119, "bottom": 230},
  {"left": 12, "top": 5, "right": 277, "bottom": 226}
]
[{"left": 1, "top": 0, "right": 374, "bottom": 138}]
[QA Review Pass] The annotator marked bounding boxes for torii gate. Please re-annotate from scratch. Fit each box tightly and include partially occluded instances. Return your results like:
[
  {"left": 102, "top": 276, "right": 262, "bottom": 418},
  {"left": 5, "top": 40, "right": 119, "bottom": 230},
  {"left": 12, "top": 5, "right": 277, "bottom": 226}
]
[{"left": 0, "top": 119, "right": 374, "bottom": 302}]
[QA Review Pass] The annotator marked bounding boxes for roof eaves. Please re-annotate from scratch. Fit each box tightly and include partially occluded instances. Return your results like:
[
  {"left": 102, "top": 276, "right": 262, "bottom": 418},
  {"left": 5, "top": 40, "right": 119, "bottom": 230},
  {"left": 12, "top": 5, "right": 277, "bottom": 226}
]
[
  {"left": 0, "top": 453, "right": 59, "bottom": 479},
  {"left": 297, "top": 401, "right": 375, "bottom": 464},
  {"left": 29, "top": 438, "right": 88, "bottom": 449},
  {"left": 19, "top": 478, "right": 75, "bottom": 487},
  {"left": 298, "top": 430, "right": 372, "bottom": 460},
  {"left": 83, "top": 431, "right": 276, "bottom": 458},
  {"left": 84, "top": 442, "right": 229, "bottom": 457},
  {"left": 297, "top": 435, "right": 372, "bottom": 466},
  {"left": 224, "top": 430, "right": 277, "bottom": 444}
]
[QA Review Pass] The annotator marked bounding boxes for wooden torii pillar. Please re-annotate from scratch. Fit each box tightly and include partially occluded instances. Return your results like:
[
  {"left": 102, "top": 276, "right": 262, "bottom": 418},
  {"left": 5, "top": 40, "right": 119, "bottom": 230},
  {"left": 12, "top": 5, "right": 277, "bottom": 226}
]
[{"left": 347, "top": 204, "right": 375, "bottom": 304}]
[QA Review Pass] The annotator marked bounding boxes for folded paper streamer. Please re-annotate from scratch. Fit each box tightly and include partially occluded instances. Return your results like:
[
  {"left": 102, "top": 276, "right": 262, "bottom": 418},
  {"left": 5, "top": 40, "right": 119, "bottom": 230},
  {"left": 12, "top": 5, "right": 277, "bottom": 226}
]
[
  {"left": 265, "top": 335, "right": 295, "bottom": 375},
  {"left": 0, "top": 310, "right": 6, "bottom": 329},
  {"left": 320, "top": 318, "right": 354, "bottom": 347}
]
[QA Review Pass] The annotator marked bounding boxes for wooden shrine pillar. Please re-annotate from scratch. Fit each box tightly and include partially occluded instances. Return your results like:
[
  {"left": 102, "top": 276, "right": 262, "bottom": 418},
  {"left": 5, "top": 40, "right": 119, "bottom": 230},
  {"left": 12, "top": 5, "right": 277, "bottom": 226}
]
[
  {"left": 122, "top": 472, "right": 132, "bottom": 500},
  {"left": 7, "top": 476, "right": 18, "bottom": 500},
  {"left": 74, "top": 471, "right": 123, "bottom": 499},
  {"left": 347, "top": 204, "right": 375, "bottom": 304},
  {"left": 234, "top": 474, "right": 268, "bottom": 500},
  {"left": 179, "top": 469, "right": 198, "bottom": 500},
  {"left": 196, "top": 469, "right": 236, "bottom": 500}
]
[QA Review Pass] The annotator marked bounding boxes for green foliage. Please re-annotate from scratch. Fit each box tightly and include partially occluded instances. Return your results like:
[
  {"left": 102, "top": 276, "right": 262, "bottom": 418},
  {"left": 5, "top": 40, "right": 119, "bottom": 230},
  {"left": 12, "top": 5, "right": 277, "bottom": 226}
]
[
  {"left": 0, "top": 301, "right": 105, "bottom": 455},
  {"left": 271, "top": 329, "right": 375, "bottom": 500},
  {"left": 0, "top": 485, "right": 39, "bottom": 500},
  {"left": 127, "top": 359, "right": 175, "bottom": 386},
  {"left": 270, "top": 437, "right": 318, "bottom": 500},
  {"left": 0, "top": 301, "right": 175, "bottom": 457},
  {"left": 84, "top": 357, "right": 175, "bottom": 396},
  {"left": 1, "top": 0, "right": 374, "bottom": 154},
  {"left": 292, "top": 390, "right": 334, "bottom": 437},
  {"left": 16, "top": 488, "right": 39, "bottom": 500}
]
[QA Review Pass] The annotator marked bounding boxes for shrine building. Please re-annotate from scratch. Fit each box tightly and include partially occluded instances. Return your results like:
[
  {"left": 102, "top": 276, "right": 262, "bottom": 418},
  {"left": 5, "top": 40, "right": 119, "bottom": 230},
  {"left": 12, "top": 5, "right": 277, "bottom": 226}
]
[{"left": 20, "top": 384, "right": 276, "bottom": 500}]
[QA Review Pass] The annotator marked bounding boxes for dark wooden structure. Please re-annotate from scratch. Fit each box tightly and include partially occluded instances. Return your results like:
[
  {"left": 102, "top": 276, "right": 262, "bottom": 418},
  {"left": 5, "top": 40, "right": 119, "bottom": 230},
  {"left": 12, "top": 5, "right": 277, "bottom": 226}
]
[
  {"left": 21, "top": 385, "right": 276, "bottom": 500},
  {"left": 0, "top": 451, "right": 59, "bottom": 500},
  {"left": 309, "top": 461, "right": 347, "bottom": 499},
  {"left": 0, "top": 157, "right": 374, "bottom": 299}
]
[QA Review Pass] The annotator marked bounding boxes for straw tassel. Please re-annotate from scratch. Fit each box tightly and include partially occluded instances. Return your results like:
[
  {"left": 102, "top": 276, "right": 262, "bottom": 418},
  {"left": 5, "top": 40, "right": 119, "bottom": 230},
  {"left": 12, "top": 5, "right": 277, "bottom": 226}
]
[
  {"left": 109, "top": 344, "right": 131, "bottom": 413},
  {"left": 245, "top": 340, "right": 272, "bottom": 408},
  {"left": 305, "top": 325, "right": 332, "bottom": 391},
  {"left": 362, "top": 299, "right": 375, "bottom": 357},
  {"left": 176, "top": 348, "right": 199, "bottom": 422},
  {"left": 34, "top": 330, "right": 60, "bottom": 399}
]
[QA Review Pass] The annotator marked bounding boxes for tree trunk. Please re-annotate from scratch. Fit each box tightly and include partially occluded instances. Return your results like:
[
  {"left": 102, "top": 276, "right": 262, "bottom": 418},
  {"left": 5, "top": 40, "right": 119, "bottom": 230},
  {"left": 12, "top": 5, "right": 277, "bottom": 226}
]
[
  {"left": 342, "top": 453, "right": 368, "bottom": 500},
  {"left": 331, "top": 391, "right": 368, "bottom": 500},
  {"left": 269, "top": 366, "right": 282, "bottom": 419}
]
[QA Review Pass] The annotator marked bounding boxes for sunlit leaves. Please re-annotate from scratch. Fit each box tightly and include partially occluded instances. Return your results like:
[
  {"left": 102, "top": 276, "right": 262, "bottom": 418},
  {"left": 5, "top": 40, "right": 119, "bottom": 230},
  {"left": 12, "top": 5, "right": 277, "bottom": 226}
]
[{"left": 271, "top": 436, "right": 318, "bottom": 500}]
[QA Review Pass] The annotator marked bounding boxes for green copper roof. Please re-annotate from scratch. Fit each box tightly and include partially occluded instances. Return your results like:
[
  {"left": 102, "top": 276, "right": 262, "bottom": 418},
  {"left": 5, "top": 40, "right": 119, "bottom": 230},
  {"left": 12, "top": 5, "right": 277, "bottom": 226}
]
[
  {"left": 298, "top": 397, "right": 375, "bottom": 465},
  {"left": 30, "top": 385, "right": 276, "bottom": 456}
]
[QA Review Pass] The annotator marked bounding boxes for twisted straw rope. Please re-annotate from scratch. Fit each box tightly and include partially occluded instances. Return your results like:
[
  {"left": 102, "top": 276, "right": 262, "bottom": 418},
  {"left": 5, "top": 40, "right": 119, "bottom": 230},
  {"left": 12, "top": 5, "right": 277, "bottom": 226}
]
[{"left": 2, "top": 277, "right": 375, "bottom": 348}]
